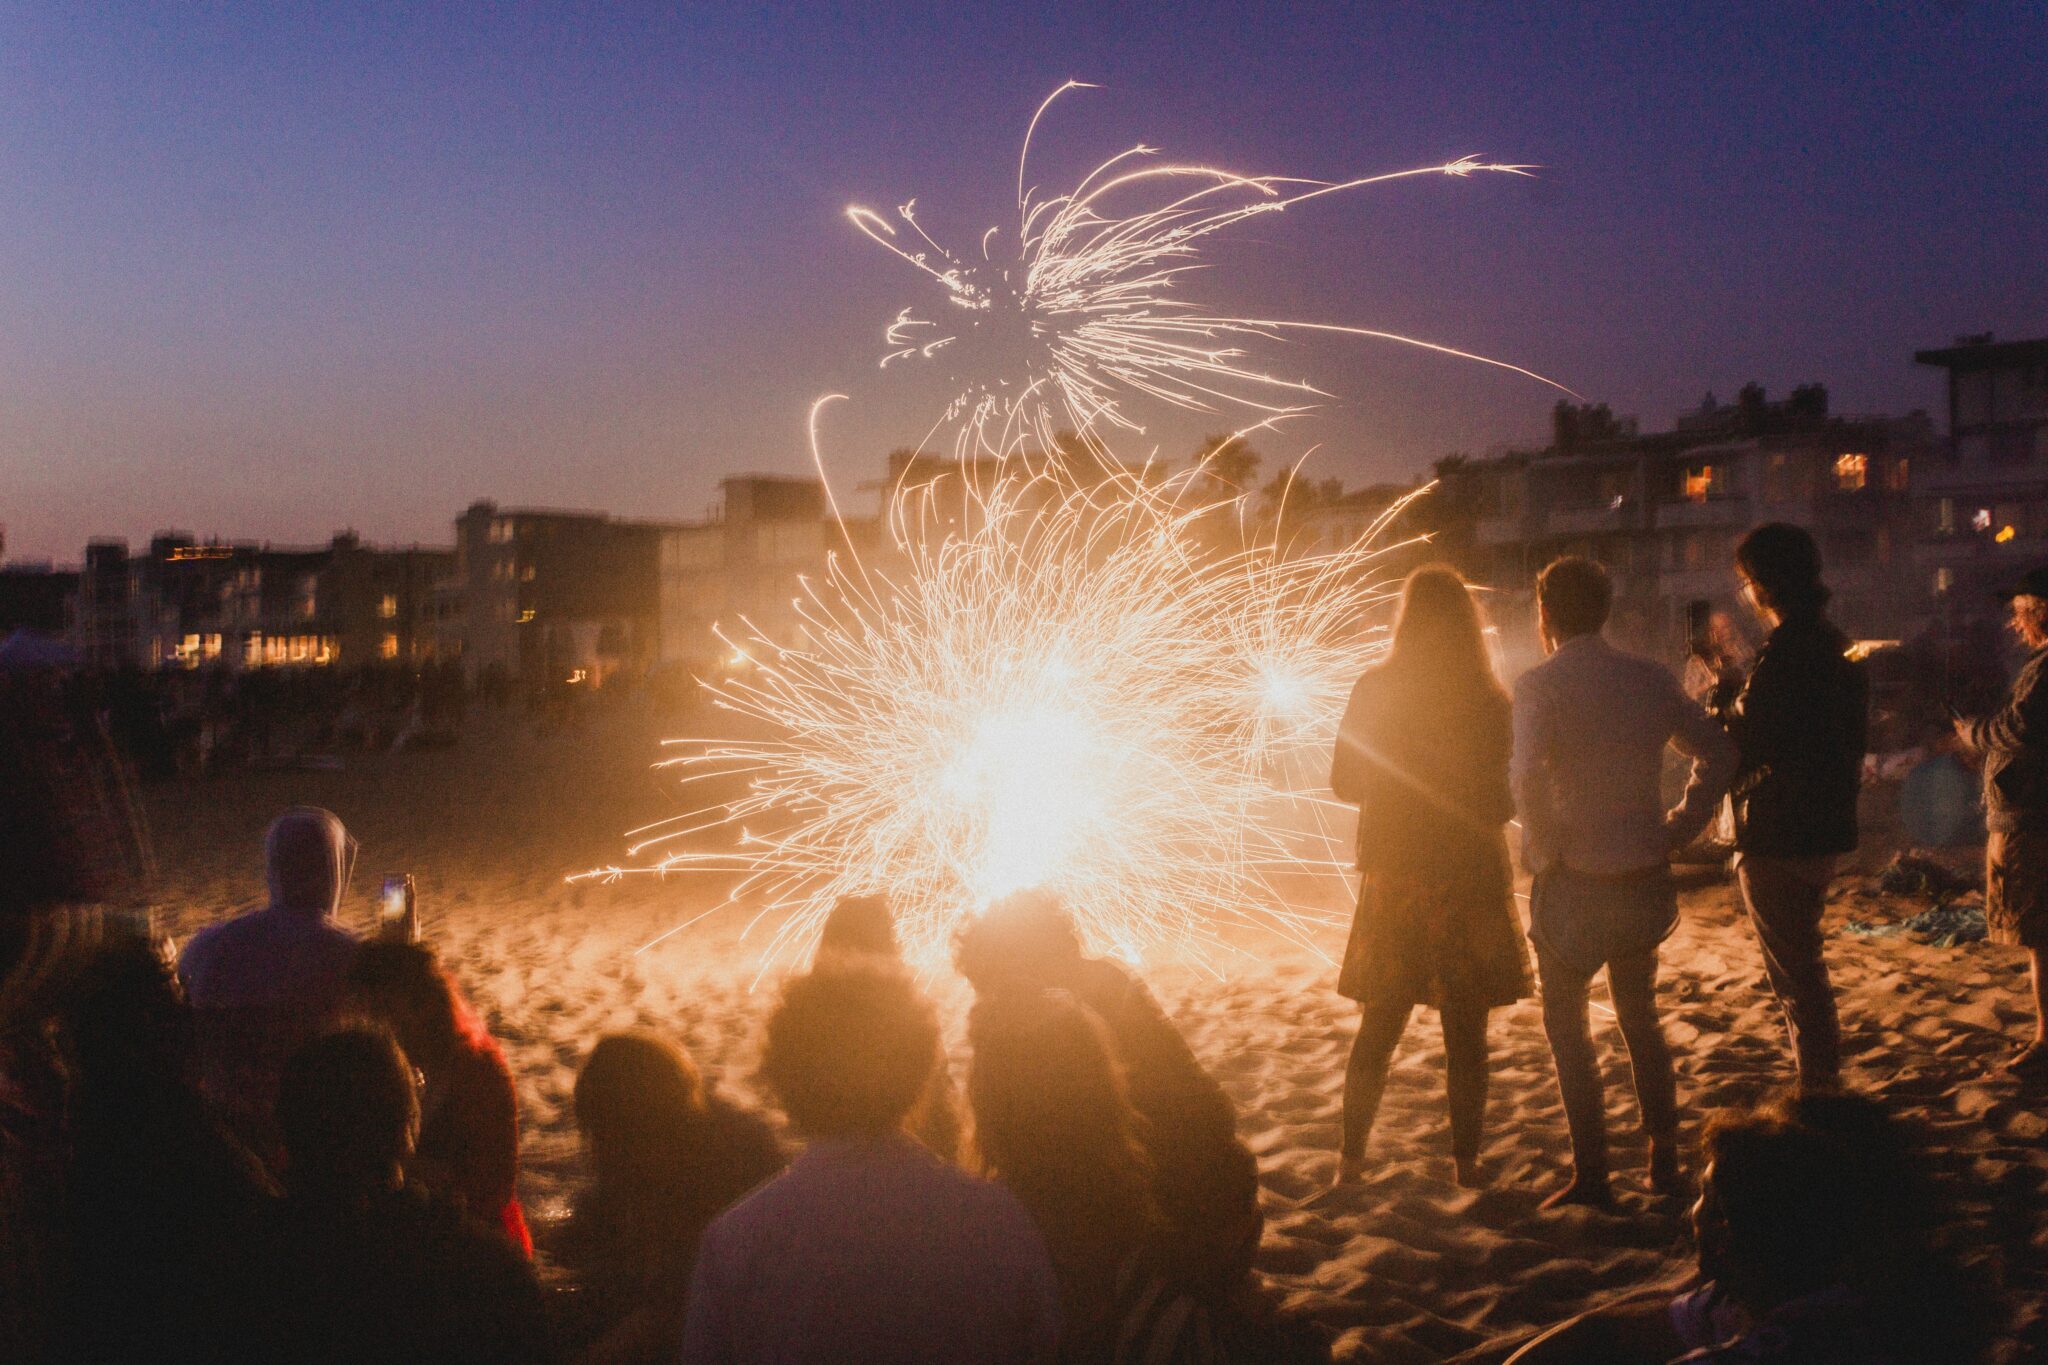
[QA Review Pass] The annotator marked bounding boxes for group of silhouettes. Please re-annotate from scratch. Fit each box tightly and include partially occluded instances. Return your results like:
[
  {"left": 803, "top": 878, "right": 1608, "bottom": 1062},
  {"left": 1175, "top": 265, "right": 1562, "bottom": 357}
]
[{"left": 2, "top": 518, "right": 2029, "bottom": 1364}]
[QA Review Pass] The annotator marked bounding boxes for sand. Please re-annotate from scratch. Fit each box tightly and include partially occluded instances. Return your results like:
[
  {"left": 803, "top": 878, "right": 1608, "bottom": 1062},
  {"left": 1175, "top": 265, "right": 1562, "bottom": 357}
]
[{"left": 141, "top": 699, "right": 2047, "bottom": 1362}]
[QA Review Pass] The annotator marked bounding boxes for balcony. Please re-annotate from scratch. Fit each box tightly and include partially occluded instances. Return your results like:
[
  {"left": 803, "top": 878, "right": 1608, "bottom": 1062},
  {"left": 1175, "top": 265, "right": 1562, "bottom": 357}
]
[{"left": 1547, "top": 499, "right": 1647, "bottom": 536}]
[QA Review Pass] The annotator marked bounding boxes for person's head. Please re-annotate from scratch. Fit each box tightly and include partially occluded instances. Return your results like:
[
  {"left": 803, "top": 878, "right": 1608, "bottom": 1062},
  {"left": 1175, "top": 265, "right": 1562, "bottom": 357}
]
[
  {"left": 815, "top": 893, "right": 900, "bottom": 963},
  {"left": 1997, "top": 566, "right": 2048, "bottom": 650},
  {"left": 953, "top": 888, "right": 1086, "bottom": 996},
  {"left": 760, "top": 961, "right": 938, "bottom": 1140},
  {"left": 1734, "top": 522, "right": 1828, "bottom": 623},
  {"left": 967, "top": 989, "right": 1156, "bottom": 1243},
  {"left": 1692, "top": 1090, "right": 1894, "bottom": 1312},
  {"left": 276, "top": 1027, "right": 419, "bottom": 1194},
  {"left": 1535, "top": 556, "right": 1612, "bottom": 651},
  {"left": 1385, "top": 564, "right": 1502, "bottom": 696},
  {"left": 574, "top": 1031, "right": 708, "bottom": 1187},
  {"left": 342, "top": 942, "right": 461, "bottom": 1066},
  {"left": 265, "top": 806, "right": 355, "bottom": 917},
  {"left": 61, "top": 940, "right": 191, "bottom": 1098}
]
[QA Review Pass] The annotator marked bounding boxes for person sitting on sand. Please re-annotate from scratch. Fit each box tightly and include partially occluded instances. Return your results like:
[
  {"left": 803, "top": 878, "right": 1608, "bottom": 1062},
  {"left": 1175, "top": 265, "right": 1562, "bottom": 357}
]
[
  {"left": 1953, "top": 564, "right": 2048, "bottom": 1079},
  {"left": 681, "top": 961, "right": 1059, "bottom": 1365},
  {"left": 1503, "top": 1089, "right": 1993, "bottom": 1365},
  {"left": 968, "top": 987, "right": 1216, "bottom": 1364},
  {"left": 1512, "top": 557, "right": 1736, "bottom": 1208},
  {"left": 251, "top": 1027, "right": 549, "bottom": 1365},
  {"left": 1330, "top": 564, "right": 1531, "bottom": 1188},
  {"left": 179, "top": 806, "right": 362, "bottom": 1162},
  {"left": 51, "top": 941, "right": 275, "bottom": 1365},
  {"left": 955, "top": 890, "right": 1262, "bottom": 1300},
  {"left": 1722, "top": 524, "right": 1868, "bottom": 1093},
  {"left": 342, "top": 941, "right": 532, "bottom": 1255},
  {"left": 814, "top": 892, "right": 962, "bottom": 1160},
  {"left": 555, "top": 1031, "right": 785, "bottom": 1365}
]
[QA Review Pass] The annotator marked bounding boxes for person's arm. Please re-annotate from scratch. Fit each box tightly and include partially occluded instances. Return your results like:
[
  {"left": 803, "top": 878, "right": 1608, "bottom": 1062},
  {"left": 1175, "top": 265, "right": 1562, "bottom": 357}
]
[
  {"left": 1664, "top": 679, "right": 1738, "bottom": 851},
  {"left": 1509, "top": 676, "right": 1556, "bottom": 873},
  {"left": 1964, "top": 655, "right": 2048, "bottom": 757},
  {"left": 1329, "top": 676, "right": 1372, "bottom": 804}
]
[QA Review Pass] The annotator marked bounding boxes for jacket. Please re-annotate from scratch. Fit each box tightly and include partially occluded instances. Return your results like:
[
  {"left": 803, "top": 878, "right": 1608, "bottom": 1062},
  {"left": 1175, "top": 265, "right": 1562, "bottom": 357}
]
[
  {"left": 1724, "top": 612, "right": 1868, "bottom": 856},
  {"left": 1964, "top": 644, "right": 2048, "bottom": 832}
]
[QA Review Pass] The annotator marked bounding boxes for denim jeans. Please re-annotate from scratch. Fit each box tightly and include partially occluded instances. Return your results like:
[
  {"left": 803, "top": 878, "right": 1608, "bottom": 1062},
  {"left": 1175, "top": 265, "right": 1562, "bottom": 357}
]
[
  {"left": 1535, "top": 940, "right": 1677, "bottom": 1178},
  {"left": 1734, "top": 852, "right": 1842, "bottom": 1089}
]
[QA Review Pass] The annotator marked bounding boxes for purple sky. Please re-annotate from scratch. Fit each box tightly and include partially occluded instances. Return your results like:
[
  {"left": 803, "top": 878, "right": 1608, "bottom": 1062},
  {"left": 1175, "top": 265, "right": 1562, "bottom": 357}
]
[{"left": 5, "top": 2, "right": 2044, "bottom": 562}]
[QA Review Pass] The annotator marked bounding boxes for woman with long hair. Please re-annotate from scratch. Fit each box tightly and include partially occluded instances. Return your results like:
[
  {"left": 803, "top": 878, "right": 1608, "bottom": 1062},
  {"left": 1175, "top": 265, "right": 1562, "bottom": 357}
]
[
  {"left": 968, "top": 989, "right": 1223, "bottom": 1364},
  {"left": 1329, "top": 564, "right": 1529, "bottom": 1185}
]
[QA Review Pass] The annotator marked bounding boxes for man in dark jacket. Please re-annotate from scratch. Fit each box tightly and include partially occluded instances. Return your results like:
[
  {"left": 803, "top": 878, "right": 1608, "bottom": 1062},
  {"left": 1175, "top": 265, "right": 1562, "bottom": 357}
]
[
  {"left": 1954, "top": 565, "right": 2048, "bottom": 1078},
  {"left": 1725, "top": 524, "right": 1869, "bottom": 1092}
]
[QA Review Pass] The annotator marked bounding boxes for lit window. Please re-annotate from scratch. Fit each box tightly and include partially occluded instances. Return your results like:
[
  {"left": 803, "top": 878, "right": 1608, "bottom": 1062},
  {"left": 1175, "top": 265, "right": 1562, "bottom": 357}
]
[
  {"left": 1935, "top": 567, "right": 1954, "bottom": 595},
  {"left": 517, "top": 609, "right": 535, "bottom": 623},
  {"left": 1972, "top": 507, "right": 1993, "bottom": 533},
  {"left": 380, "top": 633, "right": 399, "bottom": 659},
  {"left": 1937, "top": 497, "right": 1955, "bottom": 535},
  {"left": 378, "top": 594, "right": 398, "bottom": 618},
  {"left": 1997, "top": 525, "right": 2018, "bottom": 544},
  {"left": 1833, "top": 453, "right": 1868, "bottom": 492},
  {"left": 1887, "top": 458, "right": 1909, "bottom": 492},
  {"left": 1682, "top": 465, "right": 1721, "bottom": 502},
  {"left": 489, "top": 519, "right": 513, "bottom": 543}
]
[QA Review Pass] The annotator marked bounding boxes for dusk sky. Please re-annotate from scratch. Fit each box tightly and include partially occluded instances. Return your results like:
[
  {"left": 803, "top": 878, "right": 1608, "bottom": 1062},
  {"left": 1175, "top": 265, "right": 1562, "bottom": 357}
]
[{"left": 4, "top": 1, "right": 2044, "bottom": 562}]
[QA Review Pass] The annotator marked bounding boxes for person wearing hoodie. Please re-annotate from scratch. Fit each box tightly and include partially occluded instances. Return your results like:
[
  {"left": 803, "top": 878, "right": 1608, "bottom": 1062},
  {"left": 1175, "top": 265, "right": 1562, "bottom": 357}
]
[{"left": 179, "top": 806, "right": 361, "bottom": 1163}]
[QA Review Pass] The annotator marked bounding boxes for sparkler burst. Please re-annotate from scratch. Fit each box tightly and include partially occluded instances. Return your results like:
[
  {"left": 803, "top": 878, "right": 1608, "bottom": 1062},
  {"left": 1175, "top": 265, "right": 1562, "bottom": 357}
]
[{"left": 582, "top": 85, "right": 1561, "bottom": 970}]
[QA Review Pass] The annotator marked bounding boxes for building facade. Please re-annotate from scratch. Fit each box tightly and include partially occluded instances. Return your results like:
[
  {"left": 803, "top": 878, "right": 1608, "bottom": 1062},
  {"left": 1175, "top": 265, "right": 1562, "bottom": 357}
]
[{"left": 1913, "top": 335, "right": 2048, "bottom": 608}]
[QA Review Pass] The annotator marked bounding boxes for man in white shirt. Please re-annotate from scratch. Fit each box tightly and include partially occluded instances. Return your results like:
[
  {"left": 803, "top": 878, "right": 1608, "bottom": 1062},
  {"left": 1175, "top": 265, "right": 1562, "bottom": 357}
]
[
  {"left": 1512, "top": 558, "right": 1736, "bottom": 1209},
  {"left": 681, "top": 962, "right": 1060, "bottom": 1365}
]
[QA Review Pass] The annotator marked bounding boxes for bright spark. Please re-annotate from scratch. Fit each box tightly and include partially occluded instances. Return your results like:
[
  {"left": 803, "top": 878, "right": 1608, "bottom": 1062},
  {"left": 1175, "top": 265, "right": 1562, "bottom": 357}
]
[{"left": 579, "top": 85, "right": 1561, "bottom": 972}]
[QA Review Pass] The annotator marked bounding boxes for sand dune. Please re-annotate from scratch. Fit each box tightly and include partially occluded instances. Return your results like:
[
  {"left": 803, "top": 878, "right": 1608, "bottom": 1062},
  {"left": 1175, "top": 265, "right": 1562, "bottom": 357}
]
[{"left": 143, "top": 704, "right": 2047, "bottom": 1361}]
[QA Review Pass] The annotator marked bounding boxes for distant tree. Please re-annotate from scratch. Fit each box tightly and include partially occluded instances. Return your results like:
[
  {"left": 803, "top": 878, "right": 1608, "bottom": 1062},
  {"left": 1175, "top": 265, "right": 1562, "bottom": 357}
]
[
  {"left": 1551, "top": 401, "right": 1625, "bottom": 453},
  {"left": 1192, "top": 434, "right": 1261, "bottom": 499},
  {"left": 1787, "top": 383, "right": 1829, "bottom": 420},
  {"left": 1738, "top": 382, "right": 1768, "bottom": 434},
  {"left": 1257, "top": 471, "right": 1344, "bottom": 531}
]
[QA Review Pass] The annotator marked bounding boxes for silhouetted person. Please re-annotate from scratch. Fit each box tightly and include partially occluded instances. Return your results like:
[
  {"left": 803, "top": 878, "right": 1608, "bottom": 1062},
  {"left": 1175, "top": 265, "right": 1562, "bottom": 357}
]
[
  {"left": 179, "top": 806, "right": 360, "bottom": 1161},
  {"left": 1330, "top": 565, "right": 1530, "bottom": 1187},
  {"left": 1512, "top": 557, "right": 1736, "bottom": 1207},
  {"left": 1724, "top": 524, "right": 1868, "bottom": 1091},
  {"left": 681, "top": 962, "right": 1059, "bottom": 1365},
  {"left": 1954, "top": 564, "right": 2048, "bottom": 1078},
  {"left": 956, "top": 890, "right": 1261, "bottom": 1299},
  {"left": 343, "top": 941, "right": 532, "bottom": 1253},
  {"left": 51, "top": 941, "right": 273, "bottom": 1365},
  {"left": 970, "top": 988, "right": 1231, "bottom": 1364},
  {"left": 252, "top": 1027, "right": 548, "bottom": 1365},
  {"left": 556, "top": 1032, "right": 785, "bottom": 1365},
  {"left": 1505, "top": 1090, "right": 1993, "bottom": 1364},
  {"left": 813, "top": 891, "right": 962, "bottom": 1161}
]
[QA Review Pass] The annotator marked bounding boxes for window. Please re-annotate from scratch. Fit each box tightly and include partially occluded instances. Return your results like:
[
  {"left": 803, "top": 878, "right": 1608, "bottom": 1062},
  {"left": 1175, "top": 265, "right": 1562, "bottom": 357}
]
[
  {"left": 378, "top": 594, "right": 398, "bottom": 619},
  {"left": 1886, "top": 458, "right": 1910, "bottom": 492},
  {"left": 1682, "top": 464, "right": 1724, "bottom": 502},
  {"left": 380, "top": 633, "right": 399, "bottom": 660},
  {"left": 1937, "top": 497, "right": 1955, "bottom": 536},
  {"left": 489, "top": 518, "right": 514, "bottom": 544},
  {"left": 1833, "top": 453, "right": 1868, "bottom": 492},
  {"left": 1935, "top": 567, "right": 1954, "bottom": 595}
]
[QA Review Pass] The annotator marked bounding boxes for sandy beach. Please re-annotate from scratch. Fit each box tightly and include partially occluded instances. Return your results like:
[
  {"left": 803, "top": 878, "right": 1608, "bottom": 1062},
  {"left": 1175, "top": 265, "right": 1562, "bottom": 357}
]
[{"left": 141, "top": 702, "right": 2047, "bottom": 1362}]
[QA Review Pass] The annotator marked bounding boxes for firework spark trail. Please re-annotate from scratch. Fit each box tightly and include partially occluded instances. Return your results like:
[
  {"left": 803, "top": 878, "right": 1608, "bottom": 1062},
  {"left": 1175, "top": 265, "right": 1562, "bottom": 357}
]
[
  {"left": 847, "top": 81, "right": 1573, "bottom": 464},
  {"left": 583, "top": 463, "right": 1430, "bottom": 969},
  {"left": 580, "top": 85, "right": 1562, "bottom": 971}
]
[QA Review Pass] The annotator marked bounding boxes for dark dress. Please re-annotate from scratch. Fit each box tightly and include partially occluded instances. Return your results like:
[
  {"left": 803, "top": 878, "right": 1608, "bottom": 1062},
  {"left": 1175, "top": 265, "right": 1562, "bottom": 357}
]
[{"left": 1330, "top": 667, "right": 1530, "bottom": 1010}]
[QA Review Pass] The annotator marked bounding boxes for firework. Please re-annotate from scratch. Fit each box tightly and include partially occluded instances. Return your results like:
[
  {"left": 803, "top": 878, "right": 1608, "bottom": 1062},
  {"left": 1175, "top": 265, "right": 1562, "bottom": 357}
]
[{"left": 582, "top": 87, "right": 1561, "bottom": 970}]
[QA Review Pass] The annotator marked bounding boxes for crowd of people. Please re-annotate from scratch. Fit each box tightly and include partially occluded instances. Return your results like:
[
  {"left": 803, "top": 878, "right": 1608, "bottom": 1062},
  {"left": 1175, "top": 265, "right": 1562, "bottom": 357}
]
[{"left": 0, "top": 519, "right": 2034, "bottom": 1363}]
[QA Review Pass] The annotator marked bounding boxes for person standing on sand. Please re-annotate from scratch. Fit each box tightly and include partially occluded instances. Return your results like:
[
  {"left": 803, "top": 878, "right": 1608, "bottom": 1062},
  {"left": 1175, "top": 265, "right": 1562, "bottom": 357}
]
[
  {"left": 1512, "top": 557, "right": 1736, "bottom": 1208},
  {"left": 1721, "top": 524, "right": 1868, "bottom": 1092},
  {"left": 1953, "top": 564, "right": 2048, "bottom": 1078},
  {"left": 1328, "top": 564, "right": 1530, "bottom": 1188}
]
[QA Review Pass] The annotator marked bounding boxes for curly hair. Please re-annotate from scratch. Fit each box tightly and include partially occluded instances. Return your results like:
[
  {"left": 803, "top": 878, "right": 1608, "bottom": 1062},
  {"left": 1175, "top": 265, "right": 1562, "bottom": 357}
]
[{"left": 760, "top": 962, "right": 939, "bottom": 1138}]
